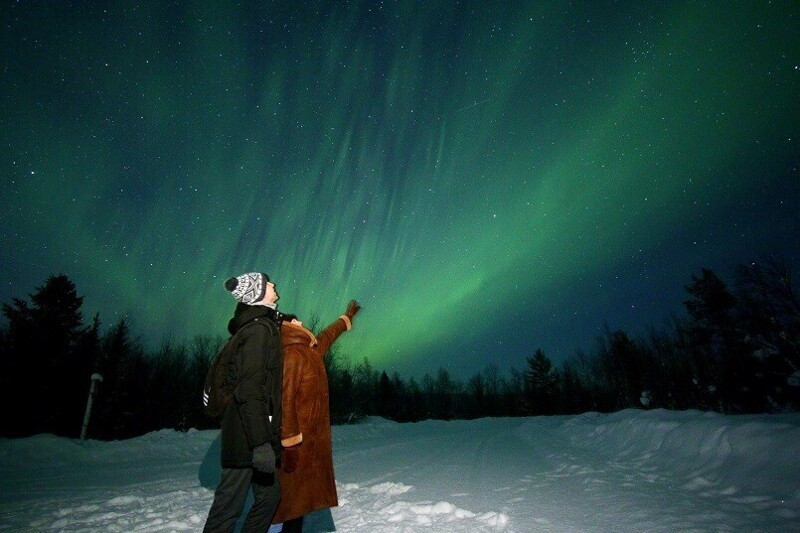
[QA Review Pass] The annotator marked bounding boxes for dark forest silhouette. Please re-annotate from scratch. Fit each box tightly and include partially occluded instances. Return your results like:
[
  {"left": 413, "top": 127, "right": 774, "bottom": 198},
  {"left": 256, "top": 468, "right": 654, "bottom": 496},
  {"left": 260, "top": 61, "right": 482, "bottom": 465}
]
[{"left": 1, "top": 256, "right": 798, "bottom": 440}]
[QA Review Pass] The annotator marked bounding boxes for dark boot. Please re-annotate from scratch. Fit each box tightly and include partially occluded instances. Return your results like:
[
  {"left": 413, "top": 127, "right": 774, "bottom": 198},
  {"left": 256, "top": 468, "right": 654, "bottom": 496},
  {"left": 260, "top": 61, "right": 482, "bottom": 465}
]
[{"left": 281, "top": 516, "right": 304, "bottom": 533}]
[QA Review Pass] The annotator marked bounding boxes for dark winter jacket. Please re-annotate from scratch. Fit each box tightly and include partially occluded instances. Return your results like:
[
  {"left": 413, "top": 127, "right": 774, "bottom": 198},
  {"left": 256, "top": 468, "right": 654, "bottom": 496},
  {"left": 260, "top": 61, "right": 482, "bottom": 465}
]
[
  {"left": 219, "top": 303, "right": 283, "bottom": 468},
  {"left": 272, "top": 316, "right": 349, "bottom": 523}
]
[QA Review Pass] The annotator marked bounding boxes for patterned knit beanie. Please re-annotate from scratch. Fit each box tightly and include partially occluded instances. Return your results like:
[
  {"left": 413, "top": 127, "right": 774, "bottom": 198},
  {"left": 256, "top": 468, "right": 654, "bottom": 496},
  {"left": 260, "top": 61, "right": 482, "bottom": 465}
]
[{"left": 224, "top": 272, "right": 269, "bottom": 305}]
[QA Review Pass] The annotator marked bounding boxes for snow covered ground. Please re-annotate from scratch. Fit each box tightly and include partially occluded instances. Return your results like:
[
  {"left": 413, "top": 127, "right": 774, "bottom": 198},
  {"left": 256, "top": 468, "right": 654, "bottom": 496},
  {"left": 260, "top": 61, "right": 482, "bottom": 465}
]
[{"left": 1, "top": 409, "right": 798, "bottom": 532}]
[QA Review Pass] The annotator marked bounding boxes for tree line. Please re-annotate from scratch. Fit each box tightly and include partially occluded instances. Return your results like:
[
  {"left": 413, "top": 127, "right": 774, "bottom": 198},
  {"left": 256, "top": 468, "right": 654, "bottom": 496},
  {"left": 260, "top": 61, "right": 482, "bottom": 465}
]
[{"left": 1, "top": 256, "right": 798, "bottom": 440}]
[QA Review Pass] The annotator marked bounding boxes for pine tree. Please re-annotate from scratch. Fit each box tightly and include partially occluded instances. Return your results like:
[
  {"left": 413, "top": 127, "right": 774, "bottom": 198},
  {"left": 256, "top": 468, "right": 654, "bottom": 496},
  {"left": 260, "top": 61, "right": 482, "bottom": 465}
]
[
  {"left": 683, "top": 268, "right": 761, "bottom": 412},
  {"left": 735, "top": 257, "right": 800, "bottom": 410},
  {"left": 376, "top": 370, "right": 396, "bottom": 418},
  {"left": 1, "top": 275, "right": 95, "bottom": 436},
  {"left": 525, "top": 349, "right": 558, "bottom": 415}
]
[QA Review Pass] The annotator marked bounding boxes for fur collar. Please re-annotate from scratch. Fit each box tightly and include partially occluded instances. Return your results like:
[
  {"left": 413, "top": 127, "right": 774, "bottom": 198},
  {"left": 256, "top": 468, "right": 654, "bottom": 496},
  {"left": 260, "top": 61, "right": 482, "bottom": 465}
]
[{"left": 281, "top": 320, "right": 318, "bottom": 347}]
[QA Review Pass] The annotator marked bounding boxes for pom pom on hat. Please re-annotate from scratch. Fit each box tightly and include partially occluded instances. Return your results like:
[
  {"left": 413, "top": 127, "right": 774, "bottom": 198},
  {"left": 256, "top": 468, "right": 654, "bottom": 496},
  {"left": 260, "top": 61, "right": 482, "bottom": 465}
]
[{"left": 225, "top": 272, "right": 269, "bottom": 305}]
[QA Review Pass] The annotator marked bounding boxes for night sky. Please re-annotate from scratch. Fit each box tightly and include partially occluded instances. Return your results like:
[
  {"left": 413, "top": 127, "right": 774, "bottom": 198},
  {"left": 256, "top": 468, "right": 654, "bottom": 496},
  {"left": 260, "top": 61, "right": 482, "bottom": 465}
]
[{"left": 2, "top": 1, "right": 798, "bottom": 379}]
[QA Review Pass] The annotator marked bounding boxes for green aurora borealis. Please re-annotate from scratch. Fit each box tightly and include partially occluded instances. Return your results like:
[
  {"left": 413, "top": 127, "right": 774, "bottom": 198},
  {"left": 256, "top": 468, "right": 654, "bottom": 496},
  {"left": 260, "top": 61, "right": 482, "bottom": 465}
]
[{"left": 2, "top": 1, "right": 799, "bottom": 378}]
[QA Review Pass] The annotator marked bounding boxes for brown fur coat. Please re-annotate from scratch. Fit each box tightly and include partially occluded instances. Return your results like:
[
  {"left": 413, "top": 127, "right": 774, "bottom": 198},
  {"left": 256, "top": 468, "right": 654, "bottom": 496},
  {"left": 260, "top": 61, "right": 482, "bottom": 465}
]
[{"left": 272, "top": 316, "right": 349, "bottom": 523}]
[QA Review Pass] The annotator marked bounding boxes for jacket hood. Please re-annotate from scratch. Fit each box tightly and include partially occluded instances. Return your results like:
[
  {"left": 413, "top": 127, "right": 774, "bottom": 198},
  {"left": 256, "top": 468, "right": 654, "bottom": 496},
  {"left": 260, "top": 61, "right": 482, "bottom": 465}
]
[
  {"left": 227, "top": 303, "right": 280, "bottom": 335},
  {"left": 281, "top": 320, "right": 318, "bottom": 348}
]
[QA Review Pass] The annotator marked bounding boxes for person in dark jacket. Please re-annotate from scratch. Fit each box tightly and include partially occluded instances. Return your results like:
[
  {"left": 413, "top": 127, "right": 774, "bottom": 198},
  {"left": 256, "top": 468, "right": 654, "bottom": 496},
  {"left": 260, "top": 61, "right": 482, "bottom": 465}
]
[{"left": 203, "top": 272, "right": 285, "bottom": 533}]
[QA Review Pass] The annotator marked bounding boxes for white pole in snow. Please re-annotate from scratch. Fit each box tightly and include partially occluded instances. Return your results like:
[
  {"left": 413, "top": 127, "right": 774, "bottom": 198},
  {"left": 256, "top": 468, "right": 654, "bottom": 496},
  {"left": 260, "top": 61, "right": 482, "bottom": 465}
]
[{"left": 80, "top": 373, "right": 104, "bottom": 440}]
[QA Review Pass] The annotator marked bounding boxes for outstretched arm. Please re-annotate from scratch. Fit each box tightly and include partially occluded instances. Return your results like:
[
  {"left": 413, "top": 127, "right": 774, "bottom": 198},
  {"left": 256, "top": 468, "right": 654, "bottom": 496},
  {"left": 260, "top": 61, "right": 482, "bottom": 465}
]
[{"left": 316, "top": 300, "right": 361, "bottom": 355}]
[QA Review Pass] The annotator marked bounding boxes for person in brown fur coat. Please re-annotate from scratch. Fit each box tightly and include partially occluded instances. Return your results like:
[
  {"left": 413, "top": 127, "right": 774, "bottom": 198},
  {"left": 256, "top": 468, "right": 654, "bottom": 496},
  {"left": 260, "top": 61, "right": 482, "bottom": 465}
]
[{"left": 273, "top": 300, "right": 361, "bottom": 532}]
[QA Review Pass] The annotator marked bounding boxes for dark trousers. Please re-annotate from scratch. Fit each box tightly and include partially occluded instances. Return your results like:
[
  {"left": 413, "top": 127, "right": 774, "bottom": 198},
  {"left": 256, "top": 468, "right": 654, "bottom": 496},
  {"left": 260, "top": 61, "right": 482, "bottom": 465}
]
[
  {"left": 281, "top": 516, "right": 304, "bottom": 532},
  {"left": 203, "top": 468, "right": 280, "bottom": 533}
]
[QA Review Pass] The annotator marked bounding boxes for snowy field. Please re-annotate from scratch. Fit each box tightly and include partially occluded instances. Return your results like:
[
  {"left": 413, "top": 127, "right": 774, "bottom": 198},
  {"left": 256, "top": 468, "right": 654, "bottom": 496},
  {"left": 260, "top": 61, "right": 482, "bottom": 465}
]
[{"left": 1, "top": 409, "right": 798, "bottom": 532}]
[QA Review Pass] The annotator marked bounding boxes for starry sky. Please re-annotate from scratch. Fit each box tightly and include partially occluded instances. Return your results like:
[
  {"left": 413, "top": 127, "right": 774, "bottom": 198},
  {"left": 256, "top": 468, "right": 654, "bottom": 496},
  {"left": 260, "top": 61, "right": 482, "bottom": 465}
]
[{"left": 2, "top": 1, "right": 798, "bottom": 379}]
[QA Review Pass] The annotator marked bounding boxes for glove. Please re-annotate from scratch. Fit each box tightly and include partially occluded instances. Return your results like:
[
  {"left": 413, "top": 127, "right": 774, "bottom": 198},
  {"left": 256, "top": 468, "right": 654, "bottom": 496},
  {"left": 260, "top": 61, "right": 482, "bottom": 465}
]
[
  {"left": 252, "top": 444, "right": 276, "bottom": 474},
  {"left": 282, "top": 445, "right": 300, "bottom": 473},
  {"left": 345, "top": 300, "right": 361, "bottom": 320}
]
